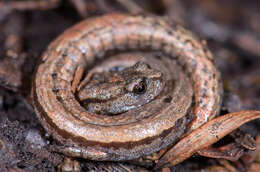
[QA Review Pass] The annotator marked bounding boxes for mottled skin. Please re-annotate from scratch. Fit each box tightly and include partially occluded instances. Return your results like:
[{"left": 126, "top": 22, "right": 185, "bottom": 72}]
[
  {"left": 78, "top": 62, "right": 164, "bottom": 115},
  {"left": 32, "top": 13, "right": 222, "bottom": 164}
]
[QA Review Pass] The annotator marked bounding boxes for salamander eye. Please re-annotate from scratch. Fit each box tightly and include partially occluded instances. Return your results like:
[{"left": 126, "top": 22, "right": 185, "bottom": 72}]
[{"left": 133, "top": 80, "right": 146, "bottom": 94}]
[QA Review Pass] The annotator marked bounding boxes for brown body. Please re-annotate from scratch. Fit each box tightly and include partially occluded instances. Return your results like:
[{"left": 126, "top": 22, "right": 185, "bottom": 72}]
[{"left": 32, "top": 14, "right": 222, "bottom": 161}]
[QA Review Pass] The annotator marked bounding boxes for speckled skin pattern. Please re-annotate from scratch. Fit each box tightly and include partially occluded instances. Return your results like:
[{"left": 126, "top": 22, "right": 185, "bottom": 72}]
[
  {"left": 77, "top": 61, "right": 164, "bottom": 115},
  {"left": 32, "top": 13, "right": 223, "bottom": 162}
]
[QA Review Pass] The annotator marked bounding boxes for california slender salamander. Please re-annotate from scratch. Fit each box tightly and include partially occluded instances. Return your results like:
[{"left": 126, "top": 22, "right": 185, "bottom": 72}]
[{"left": 32, "top": 13, "right": 222, "bottom": 162}]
